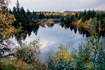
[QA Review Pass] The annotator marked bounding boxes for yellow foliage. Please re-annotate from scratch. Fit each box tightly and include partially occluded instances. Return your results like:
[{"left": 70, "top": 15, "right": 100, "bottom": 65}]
[
  {"left": 89, "top": 18, "right": 92, "bottom": 21},
  {"left": 0, "top": 12, "right": 17, "bottom": 40},
  {"left": 71, "top": 12, "right": 76, "bottom": 15},
  {"left": 84, "top": 20, "right": 90, "bottom": 25},
  {"left": 78, "top": 19, "right": 82, "bottom": 24},
  {"left": 85, "top": 62, "right": 93, "bottom": 70},
  {"left": 64, "top": 13, "right": 68, "bottom": 16},
  {"left": 45, "top": 13, "right": 49, "bottom": 16},
  {"left": 53, "top": 45, "right": 71, "bottom": 62}
]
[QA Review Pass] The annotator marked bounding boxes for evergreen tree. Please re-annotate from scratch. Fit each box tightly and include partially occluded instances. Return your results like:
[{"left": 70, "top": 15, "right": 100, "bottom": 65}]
[
  {"left": 26, "top": 9, "right": 32, "bottom": 24},
  {"left": 82, "top": 15, "right": 87, "bottom": 22},
  {"left": 71, "top": 15, "right": 75, "bottom": 21},
  {"left": 83, "top": 9, "right": 86, "bottom": 16},
  {"left": 13, "top": 7, "right": 17, "bottom": 14},
  {"left": 39, "top": 12, "right": 45, "bottom": 19},
  {"left": 75, "top": 13, "right": 78, "bottom": 19},
  {"left": 95, "top": 11, "right": 100, "bottom": 20},
  {"left": 51, "top": 14, "right": 54, "bottom": 19},
  {"left": 16, "top": 0, "right": 20, "bottom": 12},
  {"left": 20, "top": 7, "right": 27, "bottom": 24},
  {"left": 9, "top": 8, "right": 12, "bottom": 14},
  {"left": 78, "top": 12, "right": 82, "bottom": 20},
  {"left": 91, "top": 9, "right": 96, "bottom": 18},
  {"left": 87, "top": 9, "right": 91, "bottom": 19},
  {"left": 59, "top": 16, "right": 64, "bottom": 22}
]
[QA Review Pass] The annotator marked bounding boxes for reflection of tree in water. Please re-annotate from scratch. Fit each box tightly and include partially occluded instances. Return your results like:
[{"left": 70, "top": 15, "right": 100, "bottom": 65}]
[
  {"left": 14, "top": 22, "right": 105, "bottom": 44},
  {"left": 59, "top": 22, "right": 90, "bottom": 37},
  {"left": 59, "top": 22, "right": 105, "bottom": 37},
  {"left": 33, "top": 25, "right": 40, "bottom": 35},
  {"left": 14, "top": 24, "right": 39, "bottom": 43},
  {"left": 46, "top": 24, "right": 54, "bottom": 28},
  {"left": 77, "top": 26, "right": 90, "bottom": 37},
  {"left": 96, "top": 30, "right": 105, "bottom": 37}
]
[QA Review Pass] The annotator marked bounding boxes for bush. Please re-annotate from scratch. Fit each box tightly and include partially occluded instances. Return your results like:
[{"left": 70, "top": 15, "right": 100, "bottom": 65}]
[
  {"left": 0, "top": 38, "right": 49, "bottom": 70},
  {"left": 38, "top": 19, "right": 46, "bottom": 24},
  {"left": 72, "top": 18, "right": 105, "bottom": 70},
  {"left": 15, "top": 38, "right": 41, "bottom": 64},
  {"left": 0, "top": 58, "right": 31, "bottom": 70},
  {"left": 46, "top": 44, "right": 75, "bottom": 70},
  {"left": 46, "top": 19, "right": 54, "bottom": 24},
  {"left": 46, "top": 18, "right": 105, "bottom": 70},
  {"left": 78, "top": 19, "right": 82, "bottom": 24}
]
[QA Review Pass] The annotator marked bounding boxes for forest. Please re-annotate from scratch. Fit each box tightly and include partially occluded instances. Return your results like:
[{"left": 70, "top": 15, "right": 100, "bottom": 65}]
[{"left": 0, "top": 0, "right": 105, "bottom": 70}]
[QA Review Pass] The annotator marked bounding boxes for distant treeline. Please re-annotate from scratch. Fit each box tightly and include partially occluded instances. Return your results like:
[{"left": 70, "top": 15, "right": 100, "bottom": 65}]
[
  {"left": 9, "top": 0, "right": 105, "bottom": 28},
  {"left": 9, "top": 6, "right": 62, "bottom": 26},
  {"left": 60, "top": 9, "right": 105, "bottom": 29},
  {"left": 60, "top": 9, "right": 105, "bottom": 22}
]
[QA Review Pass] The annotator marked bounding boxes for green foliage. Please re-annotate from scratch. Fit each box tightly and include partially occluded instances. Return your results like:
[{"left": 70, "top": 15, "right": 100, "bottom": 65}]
[
  {"left": 78, "top": 19, "right": 82, "bottom": 24},
  {"left": 46, "top": 18, "right": 105, "bottom": 70},
  {"left": 12, "top": 1, "right": 39, "bottom": 25},
  {"left": 46, "top": 19, "right": 54, "bottom": 24},
  {"left": 75, "top": 13, "right": 78, "bottom": 19},
  {"left": 39, "top": 12, "right": 45, "bottom": 19},
  {"left": 72, "top": 18, "right": 105, "bottom": 70},
  {"left": 0, "top": 38, "right": 48, "bottom": 70},
  {"left": 59, "top": 17, "right": 64, "bottom": 22},
  {"left": 46, "top": 44, "right": 75, "bottom": 70},
  {"left": 0, "top": 58, "right": 31, "bottom": 70},
  {"left": 38, "top": 19, "right": 46, "bottom": 24},
  {"left": 15, "top": 38, "right": 41, "bottom": 64},
  {"left": 64, "top": 16, "right": 71, "bottom": 23},
  {"left": 0, "top": 58, "right": 47, "bottom": 70},
  {"left": 60, "top": 15, "right": 75, "bottom": 23}
]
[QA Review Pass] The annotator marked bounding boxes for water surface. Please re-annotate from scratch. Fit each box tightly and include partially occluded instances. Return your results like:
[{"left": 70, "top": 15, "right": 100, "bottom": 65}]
[{"left": 9, "top": 23, "right": 88, "bottom": 61}]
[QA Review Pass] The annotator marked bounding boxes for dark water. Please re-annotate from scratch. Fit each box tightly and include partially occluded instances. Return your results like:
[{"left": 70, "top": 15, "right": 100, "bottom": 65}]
[{"left": 9, "top": 23, "right": 105, "bottom": 61}]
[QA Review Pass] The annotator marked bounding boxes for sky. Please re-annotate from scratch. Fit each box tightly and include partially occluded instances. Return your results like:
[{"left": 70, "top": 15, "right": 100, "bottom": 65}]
[{"left": 8, "top": 0, "right": 105, "bottom": 12}]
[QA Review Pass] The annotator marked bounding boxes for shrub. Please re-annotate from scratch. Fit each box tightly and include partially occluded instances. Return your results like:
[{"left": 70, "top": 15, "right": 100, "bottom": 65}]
[
  {"left": 78, "top": 19, "right": 82, "bottom": 24},
  {"left": 15, "top": 38, "right": 41, "bottom": 64},
  {"left": 46, "top": 44, "right": 75, "bottom": 70},
  {"left": 72, "top": 18, "right": 105, "bottom": 70},
  {"left": 0, "top": 58, "right": 31, "bottom": 70},
  {"left": 46, "top": 18, "right": 105, "bottom": 70},
  {"left": 0, "top": 38, "right": 48, "bottom": 70},
  {"left": 38, "top": 19, "right": 46, "bottom": 24},
  {"left": 46, "top": 19, "right": 54, "bottom": 24}
]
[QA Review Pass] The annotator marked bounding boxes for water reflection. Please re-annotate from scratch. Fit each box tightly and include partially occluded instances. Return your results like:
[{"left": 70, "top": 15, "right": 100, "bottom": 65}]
[
  {"left": 59, "top": 22, "right": 90, "bottom": 37},
  {"left": 11, "top": 23, "right": 105, "bottom": 61},
  {"left": 14, "top": 25, "right": 39, "bottom": 43}
]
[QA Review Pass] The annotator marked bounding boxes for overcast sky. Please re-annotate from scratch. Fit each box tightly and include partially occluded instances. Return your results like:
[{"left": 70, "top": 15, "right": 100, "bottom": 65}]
[{"left": 8, "top": 0, "right": 105, "bottom": 12}]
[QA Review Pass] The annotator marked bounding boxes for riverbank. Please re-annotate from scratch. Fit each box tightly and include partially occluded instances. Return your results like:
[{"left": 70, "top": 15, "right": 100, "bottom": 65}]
[
  {"left": 27, "top": 19, "right": 59, "bottom": 26},
  {"left": 72, "top": 22, "right": 105, "bottom": 31}
]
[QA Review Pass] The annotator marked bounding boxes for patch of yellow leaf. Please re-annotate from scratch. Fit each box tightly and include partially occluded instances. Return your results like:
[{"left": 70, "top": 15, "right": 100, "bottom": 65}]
[
  {"left": 53, "top": 45, "right": 72, "bottom": 62},
  {"left": 0, "top": 12, "right": 19, "bottom": 40}
]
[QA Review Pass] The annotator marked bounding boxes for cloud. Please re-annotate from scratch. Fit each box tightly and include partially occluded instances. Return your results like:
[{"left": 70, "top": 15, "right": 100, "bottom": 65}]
[{"left": 8, "top": 0, "right": 105, "bottom": 12}]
